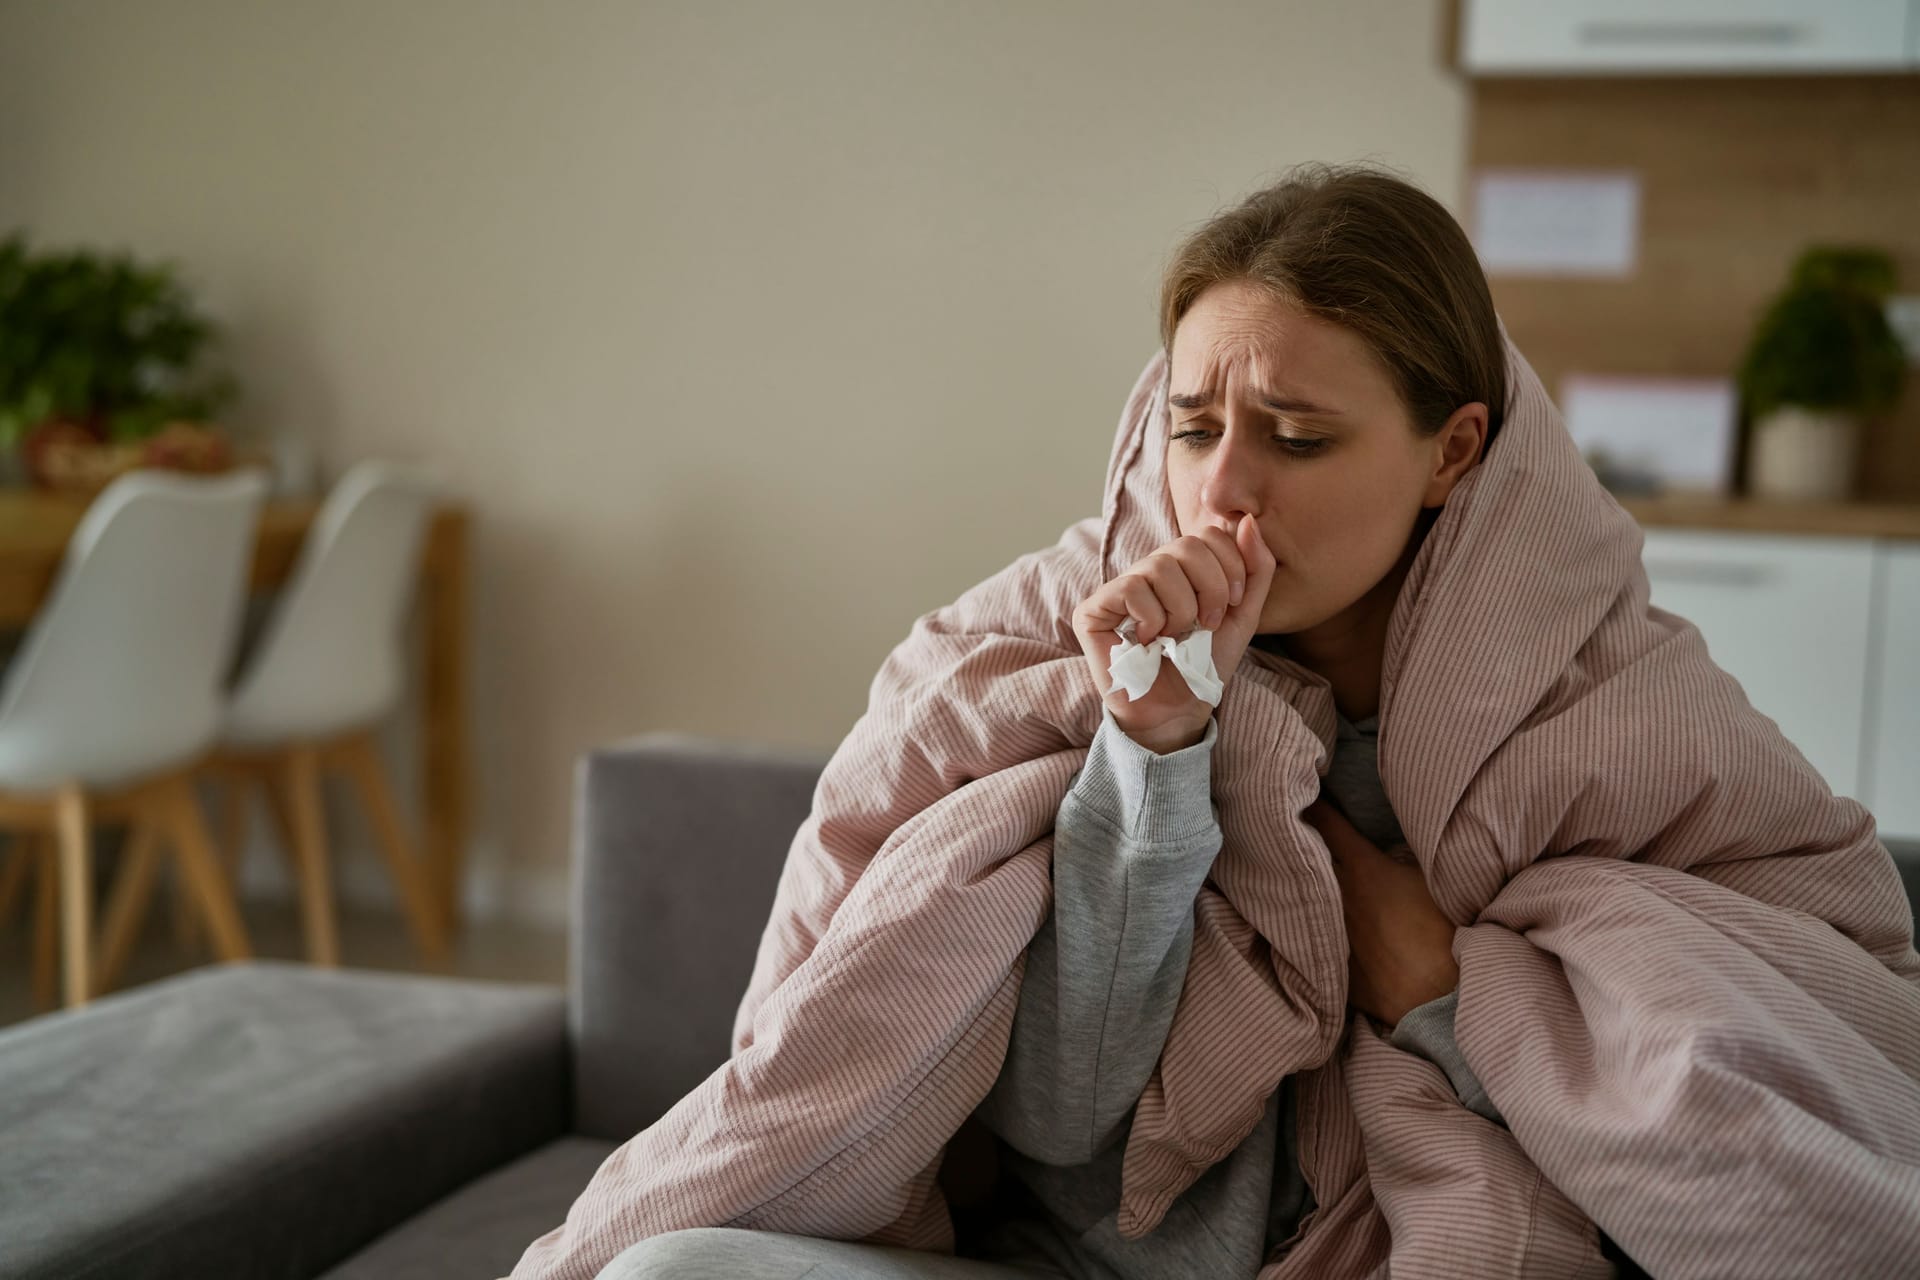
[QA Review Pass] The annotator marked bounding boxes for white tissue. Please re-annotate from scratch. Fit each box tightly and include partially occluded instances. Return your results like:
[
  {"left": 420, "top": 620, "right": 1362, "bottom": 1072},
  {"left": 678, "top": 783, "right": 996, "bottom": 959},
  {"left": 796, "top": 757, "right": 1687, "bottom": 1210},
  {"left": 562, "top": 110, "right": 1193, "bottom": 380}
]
[{"left": 1106, "top": 618, "right": 1224, "bottom": 706}]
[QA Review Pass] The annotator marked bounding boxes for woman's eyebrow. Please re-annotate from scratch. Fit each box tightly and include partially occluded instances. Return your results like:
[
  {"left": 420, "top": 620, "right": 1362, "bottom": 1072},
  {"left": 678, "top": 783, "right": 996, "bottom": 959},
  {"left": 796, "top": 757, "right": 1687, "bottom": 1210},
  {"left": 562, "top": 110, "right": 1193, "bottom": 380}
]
[{"left": 1168, "top": 388, "right": 1342, "bottom": 415}]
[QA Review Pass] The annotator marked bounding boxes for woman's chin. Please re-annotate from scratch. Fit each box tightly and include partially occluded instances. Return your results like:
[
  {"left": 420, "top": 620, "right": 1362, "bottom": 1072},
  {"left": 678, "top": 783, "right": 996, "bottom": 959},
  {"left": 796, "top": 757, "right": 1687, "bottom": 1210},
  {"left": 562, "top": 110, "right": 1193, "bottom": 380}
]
[
  {"left": 1257, "top": 601, "right": 1311, "bottom": 636},
  {"left": 1258, "top": 602, "right": 1341, "bottom": 640}
]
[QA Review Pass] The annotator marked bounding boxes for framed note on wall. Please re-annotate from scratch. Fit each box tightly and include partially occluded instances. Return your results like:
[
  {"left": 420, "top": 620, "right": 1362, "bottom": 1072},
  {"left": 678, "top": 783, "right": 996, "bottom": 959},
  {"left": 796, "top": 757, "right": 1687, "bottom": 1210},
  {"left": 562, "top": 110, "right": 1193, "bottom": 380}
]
[{"left": 1561, "top": 373, "right": 1737, "bottom": 496}]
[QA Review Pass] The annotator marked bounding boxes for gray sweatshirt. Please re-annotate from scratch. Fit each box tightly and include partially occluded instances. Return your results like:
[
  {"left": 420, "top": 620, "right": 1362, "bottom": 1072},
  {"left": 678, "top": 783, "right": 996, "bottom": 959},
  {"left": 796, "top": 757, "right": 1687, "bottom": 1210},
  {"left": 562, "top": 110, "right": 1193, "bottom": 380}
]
[{"left": 970, "top": 704, "right": 1501, "bottom": 1279}]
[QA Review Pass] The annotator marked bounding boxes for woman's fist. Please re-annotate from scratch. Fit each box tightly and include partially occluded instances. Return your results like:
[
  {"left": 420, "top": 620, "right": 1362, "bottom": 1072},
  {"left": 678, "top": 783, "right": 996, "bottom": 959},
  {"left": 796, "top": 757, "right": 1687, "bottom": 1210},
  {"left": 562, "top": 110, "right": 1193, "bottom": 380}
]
[{"left": 1071, "top": 514, "right": 1277, "bottom": 753}]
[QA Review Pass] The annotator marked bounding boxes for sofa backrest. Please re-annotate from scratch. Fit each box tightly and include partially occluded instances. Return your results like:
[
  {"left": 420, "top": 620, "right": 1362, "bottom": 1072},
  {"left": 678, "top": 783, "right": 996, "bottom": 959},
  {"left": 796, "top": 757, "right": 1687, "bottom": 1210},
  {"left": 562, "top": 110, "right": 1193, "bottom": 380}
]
[
  {"left": 569, "top": 732, "right": 827, "bottom": 1142},
  {"left": 1893, "top": 844, "right": 1920, "bottom": 931}
]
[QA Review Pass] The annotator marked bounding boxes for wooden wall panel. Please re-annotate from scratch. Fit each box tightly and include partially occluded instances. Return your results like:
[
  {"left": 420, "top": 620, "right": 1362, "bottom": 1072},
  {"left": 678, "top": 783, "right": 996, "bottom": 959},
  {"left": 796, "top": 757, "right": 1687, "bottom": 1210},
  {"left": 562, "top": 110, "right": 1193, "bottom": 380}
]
[{"left": 1467, "top": 75, "right": 1920, "bottom": 500}]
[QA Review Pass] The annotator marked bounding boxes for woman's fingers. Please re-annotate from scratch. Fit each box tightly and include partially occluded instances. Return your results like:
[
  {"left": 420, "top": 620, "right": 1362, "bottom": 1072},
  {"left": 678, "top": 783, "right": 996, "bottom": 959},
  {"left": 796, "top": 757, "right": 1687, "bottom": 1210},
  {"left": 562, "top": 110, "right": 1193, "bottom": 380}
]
[
  {"left": 1068, "top": 522, "right": 1274, "bottom": 746},
  {"left": 1133, "top": 553, "right": 1203, "bottom": 644},
  {"left": 1186, "top": 527, "right": 1245, "bottom": 626},
  {"left": 1191, "top": 518, "right": 1274, "bottom": 656},
  {"left": 1305, "top": 799, "right": 1379, "bottom": 873},
  {"left": 1127, "top": 541, "right": 1227, "bottom": 645},
  {"left": 1305, "top": 799, "right": 1360, "bottom": 842},
  {"left": 1176, "top": 539, "right": 1235, "bottom": 632},
  {"left": 1111, "top": 574, "right": 1171, "bottom": 645},
  {"left": 1101, "top": 528, "right": 1259, "bottom": 646},
  {"left": 1236, "top": 513, "right": 1276, "bottom": 601}
]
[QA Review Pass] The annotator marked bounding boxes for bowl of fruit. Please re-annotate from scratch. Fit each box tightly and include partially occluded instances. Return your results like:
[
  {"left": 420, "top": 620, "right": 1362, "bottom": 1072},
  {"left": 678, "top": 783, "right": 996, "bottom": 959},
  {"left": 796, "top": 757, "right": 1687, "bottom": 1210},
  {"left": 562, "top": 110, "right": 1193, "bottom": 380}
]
[{"left": 23, "top": 418, "right": 236, "bottom": 495}]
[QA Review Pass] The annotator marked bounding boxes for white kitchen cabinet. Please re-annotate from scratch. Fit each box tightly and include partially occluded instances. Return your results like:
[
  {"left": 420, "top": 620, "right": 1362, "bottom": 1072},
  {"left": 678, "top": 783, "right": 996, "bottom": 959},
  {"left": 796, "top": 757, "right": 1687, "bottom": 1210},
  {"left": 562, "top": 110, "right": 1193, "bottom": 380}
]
[
  {"left": 1461, "top": 0, "right": 1916, "bottom": 75},
  {"left": 1639, "top": 529, "right": 1876, "bottom": 800},
  {"left": 1867, "top": 545, "right": 1920, "bottom": 840}
]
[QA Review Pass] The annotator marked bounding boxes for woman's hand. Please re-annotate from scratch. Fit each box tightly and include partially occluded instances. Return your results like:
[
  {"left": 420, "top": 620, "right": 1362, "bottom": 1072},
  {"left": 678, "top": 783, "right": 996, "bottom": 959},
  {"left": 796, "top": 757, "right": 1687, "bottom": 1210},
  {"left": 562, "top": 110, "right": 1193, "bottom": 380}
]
[
  {"left": 1071, "top": 515, "right": 1276, "bottom": 754},
  {"left": 1305, "top": 799, "right": 1459, "bottom": 1028}
]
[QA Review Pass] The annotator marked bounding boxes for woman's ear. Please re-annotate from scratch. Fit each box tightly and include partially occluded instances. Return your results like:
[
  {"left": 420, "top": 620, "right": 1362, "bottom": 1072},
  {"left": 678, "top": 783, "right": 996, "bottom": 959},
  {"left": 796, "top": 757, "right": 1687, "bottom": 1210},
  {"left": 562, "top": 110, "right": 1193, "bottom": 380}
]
[{"left": 1421, "top": 402, "right": 1489, "bottom": 509}]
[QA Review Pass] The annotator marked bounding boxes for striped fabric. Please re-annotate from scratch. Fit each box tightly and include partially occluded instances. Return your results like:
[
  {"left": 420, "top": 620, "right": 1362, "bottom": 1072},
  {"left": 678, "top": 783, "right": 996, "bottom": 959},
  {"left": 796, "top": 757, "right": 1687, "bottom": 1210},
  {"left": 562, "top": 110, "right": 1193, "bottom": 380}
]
[{"left": 508, "top": 333, "right": 1920, "bottom": 1280}]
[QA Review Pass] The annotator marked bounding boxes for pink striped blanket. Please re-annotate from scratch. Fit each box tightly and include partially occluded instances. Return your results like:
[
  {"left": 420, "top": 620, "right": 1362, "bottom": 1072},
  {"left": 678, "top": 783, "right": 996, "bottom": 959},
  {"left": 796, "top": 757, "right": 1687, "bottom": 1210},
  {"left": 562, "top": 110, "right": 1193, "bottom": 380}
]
[{"left": 510, "top": 332, "right": 1920, "bottom": 1279}]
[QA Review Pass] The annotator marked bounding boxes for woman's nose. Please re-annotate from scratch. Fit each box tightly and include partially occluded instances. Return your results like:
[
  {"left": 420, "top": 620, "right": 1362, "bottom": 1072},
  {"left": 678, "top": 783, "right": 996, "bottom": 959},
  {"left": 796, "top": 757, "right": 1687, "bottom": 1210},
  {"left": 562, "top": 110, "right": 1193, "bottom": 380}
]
[{"left": 1197, "top": 430, "right": 1263, "bottom": 523}]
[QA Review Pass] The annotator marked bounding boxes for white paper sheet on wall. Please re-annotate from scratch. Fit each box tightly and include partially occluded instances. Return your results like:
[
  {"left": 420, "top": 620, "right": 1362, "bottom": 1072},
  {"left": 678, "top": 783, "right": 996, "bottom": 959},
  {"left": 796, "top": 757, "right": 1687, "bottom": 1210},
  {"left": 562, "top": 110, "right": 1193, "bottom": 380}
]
[
  {"left": 1562, "top": 374, "right": 1737, "bottom": 496},
  {"left": 1472, "top": 170, "right": 1641, "bottom": 278}
]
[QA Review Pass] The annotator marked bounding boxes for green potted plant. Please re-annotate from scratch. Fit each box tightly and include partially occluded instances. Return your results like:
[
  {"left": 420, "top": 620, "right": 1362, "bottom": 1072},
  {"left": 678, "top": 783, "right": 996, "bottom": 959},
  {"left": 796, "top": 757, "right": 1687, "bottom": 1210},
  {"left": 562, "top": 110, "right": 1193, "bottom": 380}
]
[
  {"left": 0, "top": 233, "right": 241, "bottom": 493},
  {"left": 1736, "top": 246, "right": 1906, "bottom": 502}
]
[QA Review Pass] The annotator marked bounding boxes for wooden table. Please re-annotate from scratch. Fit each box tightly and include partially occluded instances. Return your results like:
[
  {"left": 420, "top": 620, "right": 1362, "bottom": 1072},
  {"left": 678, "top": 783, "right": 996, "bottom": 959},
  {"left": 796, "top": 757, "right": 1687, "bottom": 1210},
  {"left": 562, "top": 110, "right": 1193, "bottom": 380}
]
[{"left": 0, "top": 491, "right": 472, "bottom": 933}]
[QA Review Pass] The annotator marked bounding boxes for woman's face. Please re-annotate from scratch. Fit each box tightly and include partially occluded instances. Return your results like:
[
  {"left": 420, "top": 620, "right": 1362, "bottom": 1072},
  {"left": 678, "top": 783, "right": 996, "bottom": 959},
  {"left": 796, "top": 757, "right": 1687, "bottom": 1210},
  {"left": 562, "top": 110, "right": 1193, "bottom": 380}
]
[{"left": 1165, "top": 279, "right": 1486, "bottom": 639}]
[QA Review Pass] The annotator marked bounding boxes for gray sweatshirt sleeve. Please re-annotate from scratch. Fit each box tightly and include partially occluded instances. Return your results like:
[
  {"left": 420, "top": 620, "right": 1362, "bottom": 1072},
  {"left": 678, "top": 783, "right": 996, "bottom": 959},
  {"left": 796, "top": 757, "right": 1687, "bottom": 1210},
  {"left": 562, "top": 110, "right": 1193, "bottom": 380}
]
[
  {"left": 1391, "top": 990, "right": 1506, "bottom": 1125},
  {"left": 975, "top": 704, "right": 1222, "bottom": 1167}
]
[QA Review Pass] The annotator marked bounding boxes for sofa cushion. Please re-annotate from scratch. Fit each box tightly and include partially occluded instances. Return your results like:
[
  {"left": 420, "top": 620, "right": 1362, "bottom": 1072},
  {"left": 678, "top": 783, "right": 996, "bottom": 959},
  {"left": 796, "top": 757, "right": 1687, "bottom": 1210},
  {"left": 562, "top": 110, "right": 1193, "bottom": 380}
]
[
  {"left": 0, "top": 961, "right": 567, "bottom": 1280},
  {"left": 318, "top": 1135, "right": 617, "bottom": 1279}
]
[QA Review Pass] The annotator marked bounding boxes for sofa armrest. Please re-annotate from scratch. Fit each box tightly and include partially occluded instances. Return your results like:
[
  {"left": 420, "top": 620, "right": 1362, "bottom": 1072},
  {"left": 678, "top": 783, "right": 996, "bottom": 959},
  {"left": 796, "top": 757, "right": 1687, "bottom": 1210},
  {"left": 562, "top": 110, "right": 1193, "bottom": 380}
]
[
  {"left": 1891, "top": 841, "right": 1920, "bottom": 926},
  {"left": 570, "top": 731, "right": 826, "bottom": 1143},
  {"left": 0, "top": 962, "right": 567, "bottom": 1280}
]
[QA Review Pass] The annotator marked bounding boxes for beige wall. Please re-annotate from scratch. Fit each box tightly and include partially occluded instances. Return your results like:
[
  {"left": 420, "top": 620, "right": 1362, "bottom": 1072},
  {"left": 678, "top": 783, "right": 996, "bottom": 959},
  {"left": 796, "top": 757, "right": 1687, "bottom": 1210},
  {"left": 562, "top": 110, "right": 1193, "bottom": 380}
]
[{"left": 0, "top": 0, "right": 1466, "bottom": 923}]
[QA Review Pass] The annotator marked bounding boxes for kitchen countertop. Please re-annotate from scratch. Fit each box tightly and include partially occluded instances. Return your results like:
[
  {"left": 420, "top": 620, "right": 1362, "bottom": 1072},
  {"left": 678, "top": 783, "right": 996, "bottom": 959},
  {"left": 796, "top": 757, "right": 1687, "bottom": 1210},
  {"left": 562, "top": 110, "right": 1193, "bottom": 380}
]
[{"left": 1616, "top": 495, "right": 1920, "bottom": 540}]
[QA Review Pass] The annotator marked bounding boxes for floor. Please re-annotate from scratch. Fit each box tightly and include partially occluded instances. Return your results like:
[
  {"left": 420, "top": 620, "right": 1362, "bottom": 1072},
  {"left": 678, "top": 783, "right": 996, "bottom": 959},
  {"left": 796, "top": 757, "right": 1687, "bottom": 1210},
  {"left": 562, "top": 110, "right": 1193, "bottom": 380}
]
[{"left": 0, "top": 894, "right": 567, "bottom": 1029}]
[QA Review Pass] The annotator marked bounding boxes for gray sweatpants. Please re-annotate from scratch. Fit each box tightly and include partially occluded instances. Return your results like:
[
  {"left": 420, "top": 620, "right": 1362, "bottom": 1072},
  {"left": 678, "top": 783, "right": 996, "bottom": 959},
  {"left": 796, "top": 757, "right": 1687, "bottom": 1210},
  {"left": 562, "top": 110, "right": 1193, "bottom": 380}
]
[{"left": 598, "top": 1228, "right": 1064, "bottom": 1279}]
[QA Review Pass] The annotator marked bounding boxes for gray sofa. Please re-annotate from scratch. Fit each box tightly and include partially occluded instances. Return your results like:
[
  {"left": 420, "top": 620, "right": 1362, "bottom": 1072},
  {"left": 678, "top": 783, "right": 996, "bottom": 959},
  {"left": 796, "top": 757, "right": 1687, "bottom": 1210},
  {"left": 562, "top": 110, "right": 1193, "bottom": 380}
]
[
  {"left": 1, "top": 733, "right": 822, "bottom": 1280},
  {"left": 4, "top": 732, "right": 1919, "bottom": 1280}
]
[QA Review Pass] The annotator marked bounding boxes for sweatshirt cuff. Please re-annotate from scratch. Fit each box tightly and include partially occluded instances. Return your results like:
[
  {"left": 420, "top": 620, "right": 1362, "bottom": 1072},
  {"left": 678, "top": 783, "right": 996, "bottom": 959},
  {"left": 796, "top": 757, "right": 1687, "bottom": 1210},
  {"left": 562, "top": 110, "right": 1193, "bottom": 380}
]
[
  {"left": 1066, "top": 705, "right": 1217, "bottom": 845},
  {"left": 1391, "top": 989, "right": 1504, "bottom": 1125}
]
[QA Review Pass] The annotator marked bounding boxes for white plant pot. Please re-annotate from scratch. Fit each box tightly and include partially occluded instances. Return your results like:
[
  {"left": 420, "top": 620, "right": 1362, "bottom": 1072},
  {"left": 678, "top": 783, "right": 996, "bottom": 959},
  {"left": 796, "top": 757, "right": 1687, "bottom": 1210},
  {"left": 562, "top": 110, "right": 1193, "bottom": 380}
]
[{"left": 1748, "top": 406, "right": 1859, "bottom": 502}]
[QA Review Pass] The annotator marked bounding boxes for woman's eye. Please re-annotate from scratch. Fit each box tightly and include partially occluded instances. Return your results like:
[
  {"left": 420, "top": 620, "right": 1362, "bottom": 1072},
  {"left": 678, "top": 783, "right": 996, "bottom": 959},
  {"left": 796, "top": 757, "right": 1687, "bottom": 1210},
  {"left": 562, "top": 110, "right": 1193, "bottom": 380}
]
[{"left": 1169, "top": 429, "right": 1326, "bottom": 456}]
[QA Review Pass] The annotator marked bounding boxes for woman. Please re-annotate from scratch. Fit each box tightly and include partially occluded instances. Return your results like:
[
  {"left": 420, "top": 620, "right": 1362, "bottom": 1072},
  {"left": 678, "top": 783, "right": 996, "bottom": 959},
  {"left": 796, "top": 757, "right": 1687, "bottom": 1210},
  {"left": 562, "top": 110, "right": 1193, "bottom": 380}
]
[
  {"left": 512, "top": 166, "right": 1920, "bottom": 1280},
  {"left": 965, "top": 165, "right": 1519, "bottom": 1280}
]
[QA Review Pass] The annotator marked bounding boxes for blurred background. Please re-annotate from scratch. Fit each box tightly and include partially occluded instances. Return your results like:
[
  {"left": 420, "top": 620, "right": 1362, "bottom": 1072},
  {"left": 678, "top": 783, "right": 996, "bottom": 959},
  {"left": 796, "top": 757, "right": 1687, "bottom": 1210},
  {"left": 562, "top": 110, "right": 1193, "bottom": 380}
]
[{"left": 1, "top": 0, "right": 1916, "bottom": 1019}]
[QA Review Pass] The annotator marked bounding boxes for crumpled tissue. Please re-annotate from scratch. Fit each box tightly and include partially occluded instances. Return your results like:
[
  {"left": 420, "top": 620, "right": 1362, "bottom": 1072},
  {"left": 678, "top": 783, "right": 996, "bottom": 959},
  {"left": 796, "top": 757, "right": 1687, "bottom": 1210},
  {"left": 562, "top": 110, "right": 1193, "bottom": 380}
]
[{"left": 1106, "top": 617, "right": 1224, "bottom": 706}]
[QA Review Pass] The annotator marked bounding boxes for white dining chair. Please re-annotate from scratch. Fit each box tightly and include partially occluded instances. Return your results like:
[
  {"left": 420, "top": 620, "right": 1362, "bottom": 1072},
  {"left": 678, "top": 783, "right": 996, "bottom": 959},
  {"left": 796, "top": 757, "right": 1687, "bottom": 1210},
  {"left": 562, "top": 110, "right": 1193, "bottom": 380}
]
[
  {"left": 0, "top": 468, "right": 269, "bottom": 1008},
  {"left": 178, "top": 460, "right": 451, "bottom": 971}
]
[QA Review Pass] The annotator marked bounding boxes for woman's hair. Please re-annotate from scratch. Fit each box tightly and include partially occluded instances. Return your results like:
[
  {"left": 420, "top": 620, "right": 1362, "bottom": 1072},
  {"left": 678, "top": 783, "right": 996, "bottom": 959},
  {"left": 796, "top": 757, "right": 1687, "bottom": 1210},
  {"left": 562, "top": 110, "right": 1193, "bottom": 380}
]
[{"left": 1159, "top": 163, "right": 1507, "bottom": 446}]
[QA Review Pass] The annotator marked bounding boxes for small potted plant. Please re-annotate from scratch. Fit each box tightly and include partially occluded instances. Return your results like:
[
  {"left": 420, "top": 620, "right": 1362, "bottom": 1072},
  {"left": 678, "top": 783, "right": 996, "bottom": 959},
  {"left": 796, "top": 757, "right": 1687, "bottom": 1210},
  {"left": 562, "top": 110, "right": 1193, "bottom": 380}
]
[
  {"left": 0, "top": 234, "right": 241, "bottom": 494},
  {"left": 1736, "top": 246, "right": 1906, "bottom": 503}
]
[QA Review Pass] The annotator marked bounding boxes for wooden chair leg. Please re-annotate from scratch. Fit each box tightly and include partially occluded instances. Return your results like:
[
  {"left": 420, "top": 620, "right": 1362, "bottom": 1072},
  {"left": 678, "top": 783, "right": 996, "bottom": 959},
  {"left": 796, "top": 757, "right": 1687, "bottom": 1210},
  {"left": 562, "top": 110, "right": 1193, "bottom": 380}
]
[
  {"left": 30, "top": 836, "right": 57, "bottom": 1011},
  {"left": 168, "top": 845, "right": 201, "bottom": 954},
  {"left": 259, "top": 766, "right": 299, "bottom": 866},
  {"left": 176, "top": 774, "right": 251, "bottom": 954},
  {"left": 274, "top": 748, "right": 339, "bottom": 967},
  {"left": 337, "top": 734, "right": 449, "bottom": 963},
  {"left": 257, "top": 767, "right": 317, "bottom": 941},
  {"left": 157, "top": 777, "right": 252, "bottom": 963},
  {"left": 95, "top": 820, "right": 163, "bottom": 993},
  {"left": 219, "top": 773, "right": 250, "bottom": 887},
  {"left": 53, "top": 784, "right": 93, "bottom": 1009},
  {"left": 0, "top": 833, "right": 31, "bottom": 925}
]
